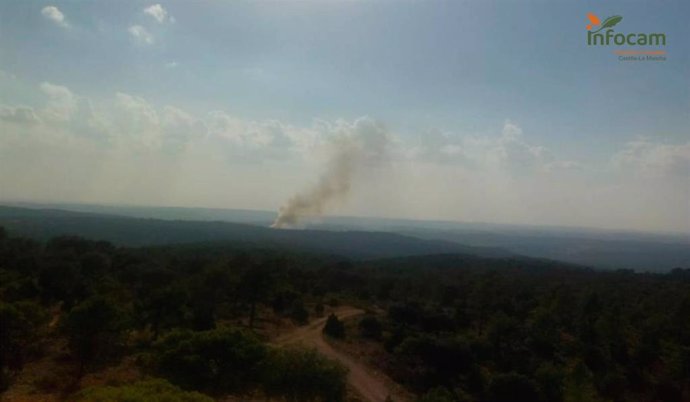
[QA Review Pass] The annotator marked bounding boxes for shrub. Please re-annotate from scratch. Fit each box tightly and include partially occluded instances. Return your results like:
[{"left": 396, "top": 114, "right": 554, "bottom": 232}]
[
  {"left": 314, "top": 302, "right": 325, "bottom": 317},
  {"left": 394, "top": 335, "right": 475, "bottom": 392},
  {"left": 62, "top": 296, "right": 125, "bottom": 374},
  {"left": 152, "top": 327, "right": 266, "bottom": 394},
  {"left": 271, "top": 289, "right": 299, "bottom": 315},
  {"left": 323, "top": 313, "right": 345, "bottom": 339},
  {"left": 261, "top": 347, "right": 348, "bottom": 402},
  {"left": 135, "top": 286, "right": 189, "bottom": 340},
  {"left": 417, "top": 387, "right": 455, "bottom": 402},
  {"left": 73, "top": 378, "right": 213, "bottom": 402},
  {"left": 358, "top": 315, "right": 383, "bottom": 340},
  {"left": 0, "top": 301, "right": 47, "bottom": 379},
  {"left": 32, "top": 368, "right": 73, "bottom": 393},
  {"left": 488, "top": 372, "right": 540, "bottom": 402},
  {"left": 535, "top": 363, "right": 564, "bottom": 402},
  {"left": 289, "top": 300, "right": 309, "bottom": 325}
]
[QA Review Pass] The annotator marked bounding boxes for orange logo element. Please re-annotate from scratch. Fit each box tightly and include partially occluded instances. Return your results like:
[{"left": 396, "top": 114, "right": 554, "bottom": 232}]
[{"left": 586, "top": 12, "right": 601, "bottom": 30}]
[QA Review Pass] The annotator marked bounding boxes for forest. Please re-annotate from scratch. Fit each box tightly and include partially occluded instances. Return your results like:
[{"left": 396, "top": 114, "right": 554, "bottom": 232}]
[{"left": 1, "top": 226, "right": 690, "bottom": 402}]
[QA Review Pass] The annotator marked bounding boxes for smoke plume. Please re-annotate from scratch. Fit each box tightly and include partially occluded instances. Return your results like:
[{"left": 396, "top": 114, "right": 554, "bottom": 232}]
[{"left": 271, "top": 118, "right": 389, "bottom": 228}]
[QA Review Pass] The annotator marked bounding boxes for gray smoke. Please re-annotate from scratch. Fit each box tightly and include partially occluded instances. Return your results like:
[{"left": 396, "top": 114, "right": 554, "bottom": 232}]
[{"left": 271, "top": 118, "right": 389, "bottom": 228}]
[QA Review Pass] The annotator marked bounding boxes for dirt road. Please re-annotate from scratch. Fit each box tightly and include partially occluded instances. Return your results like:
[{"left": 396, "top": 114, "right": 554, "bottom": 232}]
[{"left": 274, "top": 307, "right": 409, "bottom": 402}]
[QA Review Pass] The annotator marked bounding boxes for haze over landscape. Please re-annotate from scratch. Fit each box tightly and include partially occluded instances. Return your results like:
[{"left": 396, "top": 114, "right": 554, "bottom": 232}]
[
  {"left": 1, "top": 1, "right": 690, "bottom": 402},
  {"left": 1, "top": 0, "right": 688, "bottom": 233}
]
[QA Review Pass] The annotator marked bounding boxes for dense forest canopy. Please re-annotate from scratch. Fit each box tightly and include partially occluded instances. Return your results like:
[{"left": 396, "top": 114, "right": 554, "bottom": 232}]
[{"left": 1, "top": 226, "right": 690, "bottom": 401}]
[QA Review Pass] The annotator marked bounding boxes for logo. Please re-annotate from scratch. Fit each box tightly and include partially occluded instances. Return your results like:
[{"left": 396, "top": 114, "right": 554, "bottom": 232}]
[
  {"left": 585, "top": 13, "right": 667, "bottom": 61},
  {"left": 586, "top": 13, "right": 622, "bottom": 33}
]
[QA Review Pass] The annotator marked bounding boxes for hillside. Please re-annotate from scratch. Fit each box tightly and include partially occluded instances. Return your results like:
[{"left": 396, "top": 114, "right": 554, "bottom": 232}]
[
  {"left": 2, "top": 228, "right": 690, "bottom": 402},
  {"left": 0, "top": 206, "right": 509, "bottom": 260},
  {"left": 4, "top": 202, "right": 688, "bottom": 271}
]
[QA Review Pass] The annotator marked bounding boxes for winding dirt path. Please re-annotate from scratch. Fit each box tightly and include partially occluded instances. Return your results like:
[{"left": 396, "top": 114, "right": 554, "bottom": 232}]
[{"left": 274, "top": 307, "right": 409, "bottom": 402}]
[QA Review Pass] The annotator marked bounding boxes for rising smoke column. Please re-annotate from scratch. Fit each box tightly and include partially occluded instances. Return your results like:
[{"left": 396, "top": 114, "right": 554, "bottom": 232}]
[{"left": 271, "top": 118, "right": 389, "bottom": 228}]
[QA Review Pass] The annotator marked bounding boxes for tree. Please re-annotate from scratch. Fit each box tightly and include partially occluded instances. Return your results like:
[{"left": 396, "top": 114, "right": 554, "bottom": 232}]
[
  {"left": 535, "top": 363, "right": 565, "bottom": 402},
  {"left": 315, "top": 302, "right": 325, "bottom": 317},
  {"left": 488, "top": 373, "right": 540, "bottom": 402},
  {"left": 188, "top": 267, "right": 233, "bottom": 330},
  {"left": 152, "top": 327, "right": 266, "bottom": 394},
  {"left": 359, "top": 315, "right": 383, "bottom": 340},
  {"left": 78, "top": 252, "right": 112, "bottom": 286},
  {"left": 289, "top": 300, "right": 309, "bottom": 325},
  {"left": 394, "top": 335, "right": 475, "bottom": 392},
  {"left": 563, "top": 361, "right": 604, "bottom": 402},
  {"left": 0, "top": 301, "right": 46, "bottom": 390},
  {"left": 323, "top": 314, "right": 345, "bottom": 339},
  {"left": 261, "top": 347, "right": 348, "bottom": 402},
  {"left": 271, "top": 289, "right": 299, "bottom": 315},
  {"left": 46, "top": 236, "right": 112, "bottom": 256},
  {"left": 417, "top": 387, "right": 456, "bottom": 402},
  {"left": 62, "top": 296, "right": 125, "bottom": 377},
  {"left": 389, "top": 302, "right": 421, "bottom": 328},
  {"left": 135, "top": 286, "right": 189, "bottom": 340},
  {"left": 38, "top": 261, "right": 83, "bottom": 308},
  {"left": 238, "top": 265, "right": 274, "bottom": 329}
]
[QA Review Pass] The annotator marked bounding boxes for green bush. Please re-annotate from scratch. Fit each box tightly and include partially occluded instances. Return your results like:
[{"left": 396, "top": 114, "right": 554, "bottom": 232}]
[
  {"left": 62, "top": 296, "right": 126, "bottom": 374},
  {"left": 314, "top": 302, "right": 325, "bottom": 317},
  {"left": 358, "top": 315, "right": 383, "bottom": 340},
  {"left": 535, "top": 363, "right": 564, "bottom": 402},
  {"left": 261, "top": 347, "right": 348, "bottom": 402},
  {"left": 323, "top": 313, "right": 345, "bottom": 339},
  {"left": 488, "top": 372, "right": 540, "bottom": 402},
  {"left": 152, "top": 327, "right": 266, "bottom": 394},
  {"left": 417, "top": 387, "right": 455, "bottom": 402},
  {"left": 394, "top": 335, "right": 475, "bottom": 392},
  {"left": 0, "top": 301, "right": 47, "bottom": 379},
  {"left": 289, "top": 300, "right": 309, "bottom": 325},
  {"left": 74, "top": 378, "right": 213, "bottom": 402}
]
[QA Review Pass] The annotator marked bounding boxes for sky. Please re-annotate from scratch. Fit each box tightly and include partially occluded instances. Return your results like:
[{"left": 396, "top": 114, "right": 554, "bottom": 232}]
[{"left": 0, "top": 0, "right": 688, "bottom": 233}]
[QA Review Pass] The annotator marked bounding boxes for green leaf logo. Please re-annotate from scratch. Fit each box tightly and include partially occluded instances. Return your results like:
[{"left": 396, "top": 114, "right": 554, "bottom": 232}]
[{"left": 592, "top": 16, "right": 623, "bottom": 33}]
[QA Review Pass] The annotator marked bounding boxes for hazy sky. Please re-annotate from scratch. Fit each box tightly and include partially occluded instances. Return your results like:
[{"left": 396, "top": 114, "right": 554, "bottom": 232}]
[{"left": 0, "top": 0, "right": 688, "bottom": 233}]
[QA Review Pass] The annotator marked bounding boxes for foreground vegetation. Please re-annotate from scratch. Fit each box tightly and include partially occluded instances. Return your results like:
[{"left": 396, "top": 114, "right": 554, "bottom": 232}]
[{"left": 1, "top": 226, "right": 689, "bottom": 401}]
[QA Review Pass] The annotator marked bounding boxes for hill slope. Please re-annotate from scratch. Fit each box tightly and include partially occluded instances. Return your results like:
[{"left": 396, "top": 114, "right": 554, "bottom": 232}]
[{"left": 0, "top": 206, "right": 509, "bottom": 260}]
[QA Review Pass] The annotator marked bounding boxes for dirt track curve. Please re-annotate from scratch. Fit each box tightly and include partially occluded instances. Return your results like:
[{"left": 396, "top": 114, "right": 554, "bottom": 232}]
[{"left": 274, "top": 307, "right": 409, "bottom": 402}]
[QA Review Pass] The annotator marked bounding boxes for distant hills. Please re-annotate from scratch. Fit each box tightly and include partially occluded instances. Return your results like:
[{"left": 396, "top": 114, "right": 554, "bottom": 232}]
[
  {"left": 1, "top": 202, "right": 688, "bottom": 271},
  {"left": 391, "top": 226, "right": 690, "bottom": 273},
  {"left": 0, "top": 205, "right": 509, "bottom": 260}
]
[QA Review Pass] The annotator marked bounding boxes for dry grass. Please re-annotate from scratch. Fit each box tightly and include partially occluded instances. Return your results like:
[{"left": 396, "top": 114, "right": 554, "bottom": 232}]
[
  {"left": 327, "top": 316, "right": 415, "bottom": 402},
  {"left": 2, "top": 306, "right": 407, "bottom": 402},
  {"left": 1, "top": 337, "right": 69, "bottom": 402}
]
